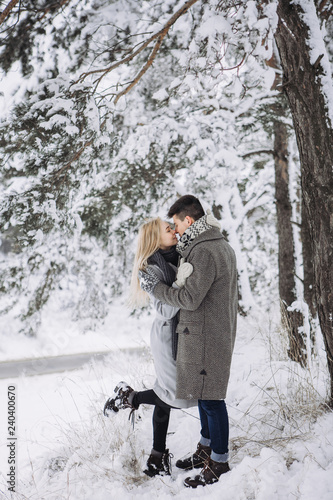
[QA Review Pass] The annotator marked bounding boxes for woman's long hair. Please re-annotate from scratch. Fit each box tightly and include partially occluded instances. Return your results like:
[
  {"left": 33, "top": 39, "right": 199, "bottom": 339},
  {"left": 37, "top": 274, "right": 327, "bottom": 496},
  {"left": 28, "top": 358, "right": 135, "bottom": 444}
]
[{"left": 129, "top": 217, "right": 162, "bottom": 308}]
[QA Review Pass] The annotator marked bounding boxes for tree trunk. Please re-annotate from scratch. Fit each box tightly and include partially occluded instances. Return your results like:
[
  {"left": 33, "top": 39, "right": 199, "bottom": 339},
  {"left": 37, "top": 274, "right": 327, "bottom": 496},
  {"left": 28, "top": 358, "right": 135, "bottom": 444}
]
[
  {"left": 267, "top": 50, "right": 306, "bottom": 365},
  {"left": 275, "top": 0, "right": 333, "bottom": 404},
  {"left": 302, "top": 196, "right": 317, "bottom": 319},
  {"left": 274, "top": 119, "right": 306, "bottom": 366},
  {"left": 302, "top": 195, "right": 317, "bottom": 352}
]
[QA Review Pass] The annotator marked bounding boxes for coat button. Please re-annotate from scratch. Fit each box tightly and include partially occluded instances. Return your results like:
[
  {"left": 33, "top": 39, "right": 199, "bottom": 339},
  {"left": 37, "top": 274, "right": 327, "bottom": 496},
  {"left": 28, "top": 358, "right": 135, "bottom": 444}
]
[
  {"left": 183, "top": 327, "right": 190, "bottom": 334},
  {"left": 200, "top": 369, "right": 207, "bottom": 375}
]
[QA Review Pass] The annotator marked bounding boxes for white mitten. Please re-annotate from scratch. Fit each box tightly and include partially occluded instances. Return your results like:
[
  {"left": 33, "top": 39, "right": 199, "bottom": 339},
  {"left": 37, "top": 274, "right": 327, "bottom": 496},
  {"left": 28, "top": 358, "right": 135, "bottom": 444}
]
[
  {"left": 206, "top": 209, "right": 221, "bottom": 230},
  {"left": 175, "top": 259, "right": 193, "bottom": 287}
]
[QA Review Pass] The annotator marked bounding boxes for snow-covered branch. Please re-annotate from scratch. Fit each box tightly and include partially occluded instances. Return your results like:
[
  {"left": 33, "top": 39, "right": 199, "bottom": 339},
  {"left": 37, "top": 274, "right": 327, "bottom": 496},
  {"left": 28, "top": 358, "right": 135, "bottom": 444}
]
[{"left": 75, "top": 0, "right": 200, "bottom": 103}]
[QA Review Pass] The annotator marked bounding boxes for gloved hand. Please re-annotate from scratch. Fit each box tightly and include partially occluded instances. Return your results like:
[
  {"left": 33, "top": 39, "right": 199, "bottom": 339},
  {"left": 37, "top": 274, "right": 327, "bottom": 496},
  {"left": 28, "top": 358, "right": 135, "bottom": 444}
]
[
  {"left": 138, "top": 267, "right": 160, "bottom": 294},
  {"left": 175, "top": 258, "right": 193, "bottom": 287},
  {"left": 206, "top": 209, "right": 221, "bottom": 230}
]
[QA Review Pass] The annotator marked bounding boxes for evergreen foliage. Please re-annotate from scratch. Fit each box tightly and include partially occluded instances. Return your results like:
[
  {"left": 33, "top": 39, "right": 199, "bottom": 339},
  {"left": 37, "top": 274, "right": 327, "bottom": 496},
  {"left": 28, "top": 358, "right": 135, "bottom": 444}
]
[{"left": 0, "top": 0, "right": 296, "bottom": 333}]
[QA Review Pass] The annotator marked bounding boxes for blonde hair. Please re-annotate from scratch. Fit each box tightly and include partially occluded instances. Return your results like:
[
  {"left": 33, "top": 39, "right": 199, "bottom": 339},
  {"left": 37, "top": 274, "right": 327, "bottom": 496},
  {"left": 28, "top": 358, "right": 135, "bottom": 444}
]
[{"left": 129, "top": 217, "right": 162, "bottom": 308}]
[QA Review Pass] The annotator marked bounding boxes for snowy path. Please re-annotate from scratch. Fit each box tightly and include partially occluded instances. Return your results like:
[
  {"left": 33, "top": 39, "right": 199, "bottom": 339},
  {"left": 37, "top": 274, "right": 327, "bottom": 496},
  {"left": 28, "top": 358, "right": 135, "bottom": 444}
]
[{"left": 0, "top": 348, "right": 144, "bottom": 379}]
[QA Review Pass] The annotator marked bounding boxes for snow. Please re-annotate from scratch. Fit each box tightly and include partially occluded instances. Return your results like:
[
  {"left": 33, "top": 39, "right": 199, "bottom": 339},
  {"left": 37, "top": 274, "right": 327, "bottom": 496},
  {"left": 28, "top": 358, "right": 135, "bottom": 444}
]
[
  {"left": 198, "top": 14, "right": 232, "bottom": 39},
  {"left": 152, "top": 89, "right": 169, "bottom": 101},
  {"left": 0, "top": 307, "right": 332, "bottom": 499},
  {"left": 0, "top": 0, "right": 332, "bottom": 496}
]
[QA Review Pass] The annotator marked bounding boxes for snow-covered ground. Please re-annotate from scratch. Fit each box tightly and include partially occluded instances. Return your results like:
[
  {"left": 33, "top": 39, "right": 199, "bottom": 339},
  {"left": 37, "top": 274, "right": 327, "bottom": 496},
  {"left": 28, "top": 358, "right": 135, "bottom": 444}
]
[{"left": 0, "top": 307, "right": 333, "bottom": 500}]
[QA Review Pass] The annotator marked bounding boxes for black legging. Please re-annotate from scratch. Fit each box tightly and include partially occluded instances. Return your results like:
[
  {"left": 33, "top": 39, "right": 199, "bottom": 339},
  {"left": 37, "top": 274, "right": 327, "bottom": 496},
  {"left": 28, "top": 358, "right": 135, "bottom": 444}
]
[{"left": 132, "top": 390, "right": 173, "bottom": 453}]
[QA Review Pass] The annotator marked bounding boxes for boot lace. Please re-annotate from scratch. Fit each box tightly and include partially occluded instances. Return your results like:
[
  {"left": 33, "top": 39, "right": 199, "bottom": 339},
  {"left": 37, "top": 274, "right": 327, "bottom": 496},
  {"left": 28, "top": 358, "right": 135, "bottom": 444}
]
[
  {"left": 200, "top": 457, "right": 220, "bottom": 482},
  {"left": 163, "top": 450, "right": 174, "bottom": 474}
]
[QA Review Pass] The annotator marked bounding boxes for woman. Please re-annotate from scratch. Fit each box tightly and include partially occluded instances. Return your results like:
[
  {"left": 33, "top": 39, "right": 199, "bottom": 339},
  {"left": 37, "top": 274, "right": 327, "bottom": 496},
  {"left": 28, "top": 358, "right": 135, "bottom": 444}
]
[{"left": 103, "top": 217, "right": 195, "bottom": 478}]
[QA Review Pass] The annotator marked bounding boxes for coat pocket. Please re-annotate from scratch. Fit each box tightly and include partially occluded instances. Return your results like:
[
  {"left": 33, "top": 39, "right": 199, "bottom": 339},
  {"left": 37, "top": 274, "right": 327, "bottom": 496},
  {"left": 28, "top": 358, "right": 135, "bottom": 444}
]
[{"left": 176, "top": 322, "right": 204, "bottom": 365}]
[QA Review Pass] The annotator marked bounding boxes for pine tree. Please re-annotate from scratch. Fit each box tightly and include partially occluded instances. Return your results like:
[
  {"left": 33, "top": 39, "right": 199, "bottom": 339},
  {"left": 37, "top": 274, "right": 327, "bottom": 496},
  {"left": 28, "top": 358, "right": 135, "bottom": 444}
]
[{"left": 1, "top": 1, "right": 332, "bottom": 406}]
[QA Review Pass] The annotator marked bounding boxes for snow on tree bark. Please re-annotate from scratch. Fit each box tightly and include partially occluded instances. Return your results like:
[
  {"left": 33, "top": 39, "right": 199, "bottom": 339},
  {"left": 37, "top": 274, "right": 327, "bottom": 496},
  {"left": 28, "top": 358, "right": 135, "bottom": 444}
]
[{"left": 275, "top": 0, "right": 333, "bottom": 404}]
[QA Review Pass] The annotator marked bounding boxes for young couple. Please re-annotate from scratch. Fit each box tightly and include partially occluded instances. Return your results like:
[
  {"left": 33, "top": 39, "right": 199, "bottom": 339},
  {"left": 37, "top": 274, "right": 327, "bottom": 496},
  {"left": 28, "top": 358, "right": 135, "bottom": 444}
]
[{"left": 103, "top": 195, "right": 238, "bottom": 488}]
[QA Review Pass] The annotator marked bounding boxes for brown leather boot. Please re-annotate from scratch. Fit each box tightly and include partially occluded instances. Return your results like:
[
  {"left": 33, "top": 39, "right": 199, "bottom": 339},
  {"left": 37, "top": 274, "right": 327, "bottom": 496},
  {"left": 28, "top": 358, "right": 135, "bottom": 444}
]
[
  {"left": 184, "top": 457, "right": 230, "bottom": 488},
  {"left": 175, "top": 442, "right": 212, "bottom": 470}
]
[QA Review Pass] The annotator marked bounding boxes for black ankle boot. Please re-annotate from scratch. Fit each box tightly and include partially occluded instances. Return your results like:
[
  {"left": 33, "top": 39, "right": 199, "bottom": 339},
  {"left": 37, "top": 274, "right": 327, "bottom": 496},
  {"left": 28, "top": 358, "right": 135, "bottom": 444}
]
[
  {"left": 103, "top": 381, "right": 136, "bottom": 416},
  {"left": 144, "top": 449, "right": 172, "bottom": 477}
]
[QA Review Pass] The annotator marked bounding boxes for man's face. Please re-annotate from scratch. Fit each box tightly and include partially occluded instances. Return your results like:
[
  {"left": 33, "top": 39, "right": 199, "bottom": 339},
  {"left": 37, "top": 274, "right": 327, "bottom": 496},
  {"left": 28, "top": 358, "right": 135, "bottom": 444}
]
[{"left": 172, "top": 215, "right": 194, "bottom": 237}]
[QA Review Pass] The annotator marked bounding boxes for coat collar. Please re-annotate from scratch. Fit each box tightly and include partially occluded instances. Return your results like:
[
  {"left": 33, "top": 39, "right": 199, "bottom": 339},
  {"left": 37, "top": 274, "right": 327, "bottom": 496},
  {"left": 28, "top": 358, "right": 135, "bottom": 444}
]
[{"left": 178, "top": 227, "right": 224, "bottom": 258}]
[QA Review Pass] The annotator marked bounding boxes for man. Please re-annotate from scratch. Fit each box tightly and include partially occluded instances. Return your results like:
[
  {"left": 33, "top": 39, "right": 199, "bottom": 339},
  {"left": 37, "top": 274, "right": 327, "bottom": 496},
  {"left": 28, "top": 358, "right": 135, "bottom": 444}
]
[{"left": 139, "top": 194, "right": 238, "bottom": 488}]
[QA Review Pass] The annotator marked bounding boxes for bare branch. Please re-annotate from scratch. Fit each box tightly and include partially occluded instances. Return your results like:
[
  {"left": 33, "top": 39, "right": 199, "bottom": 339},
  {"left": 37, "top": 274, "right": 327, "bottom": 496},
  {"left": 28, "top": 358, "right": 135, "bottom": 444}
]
[
  {"left": 0, "top": 0, "right": 74, "bottom": 32},
  {"left": 52, "top": 139, "right": 93, "bottom": 183},
  {"left": 316, "top": 0, "right": 333, "bottom": 21},
  {"left": 75, "top": 0, "right": 201, "bottom": 102},
  {"left": 241, "top": 149, "right": 274, "bottom": 159},
  {"left": 36, "top": 0, "right": 72, "bottom": 22},
  {"left": 0, "top": 0, "right": 20, "bottom": 27},
  {"left": 57, "top": 0, "right": 200, "bottom": 177},
  {"left": 114, "top": 33, "right": 166, "bottom": 104},
  {"left": 52, "top": 118, "right": 108, "bottom": 183}
]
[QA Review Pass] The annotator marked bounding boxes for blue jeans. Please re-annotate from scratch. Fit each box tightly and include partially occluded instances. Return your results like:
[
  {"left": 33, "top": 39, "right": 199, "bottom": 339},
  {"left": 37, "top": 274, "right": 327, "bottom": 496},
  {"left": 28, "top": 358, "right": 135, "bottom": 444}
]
[{"left": 198, "top": 399, "right": 229, "bottom": 463}]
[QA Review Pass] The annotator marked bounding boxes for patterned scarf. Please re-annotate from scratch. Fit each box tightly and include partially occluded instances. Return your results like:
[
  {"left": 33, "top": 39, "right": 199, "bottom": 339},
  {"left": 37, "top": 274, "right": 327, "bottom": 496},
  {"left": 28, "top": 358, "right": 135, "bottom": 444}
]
[
  {"left": 176, "top": 214, "right": 211, "bottom": 255},
  {"left": 148, "top": 247, "right": 179, "bottom": 360}
]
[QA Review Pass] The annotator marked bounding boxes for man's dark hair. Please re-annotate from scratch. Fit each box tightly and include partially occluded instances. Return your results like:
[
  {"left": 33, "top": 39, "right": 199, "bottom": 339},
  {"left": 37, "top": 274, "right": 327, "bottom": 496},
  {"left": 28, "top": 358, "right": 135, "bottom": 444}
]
[{"left": 167, "top": 195, "right": 205, "bottom": 221}]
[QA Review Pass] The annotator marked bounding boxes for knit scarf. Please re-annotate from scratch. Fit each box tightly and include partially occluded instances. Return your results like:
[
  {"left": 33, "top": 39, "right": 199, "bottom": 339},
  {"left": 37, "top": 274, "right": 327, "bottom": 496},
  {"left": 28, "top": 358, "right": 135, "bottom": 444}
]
[
  {"left": 176, "top": 214, "right": 211, "bottom": 255},
  {"left": 148, "top": 247, "right": 179, "bottom": 360}
]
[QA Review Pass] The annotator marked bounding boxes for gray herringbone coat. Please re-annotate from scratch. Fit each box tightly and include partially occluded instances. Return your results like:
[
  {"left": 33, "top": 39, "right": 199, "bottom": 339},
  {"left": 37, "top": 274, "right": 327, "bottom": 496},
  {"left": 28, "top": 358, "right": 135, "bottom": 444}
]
[{"left": 153, "top": 227, "right": 238, "bottom": 400}]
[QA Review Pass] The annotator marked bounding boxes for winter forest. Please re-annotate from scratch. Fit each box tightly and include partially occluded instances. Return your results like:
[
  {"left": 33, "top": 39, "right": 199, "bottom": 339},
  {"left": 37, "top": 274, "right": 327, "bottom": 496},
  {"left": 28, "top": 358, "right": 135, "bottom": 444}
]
[{"left": 0, "top": 0, "right": 333, "bottom": 499}]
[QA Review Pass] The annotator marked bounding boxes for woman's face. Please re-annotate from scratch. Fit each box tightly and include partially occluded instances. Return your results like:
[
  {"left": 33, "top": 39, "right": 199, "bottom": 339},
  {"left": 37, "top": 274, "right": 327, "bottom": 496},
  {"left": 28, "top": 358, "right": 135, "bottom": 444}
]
[{"left": 159, "top": 220, "right": 177, "bottom": 250}]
